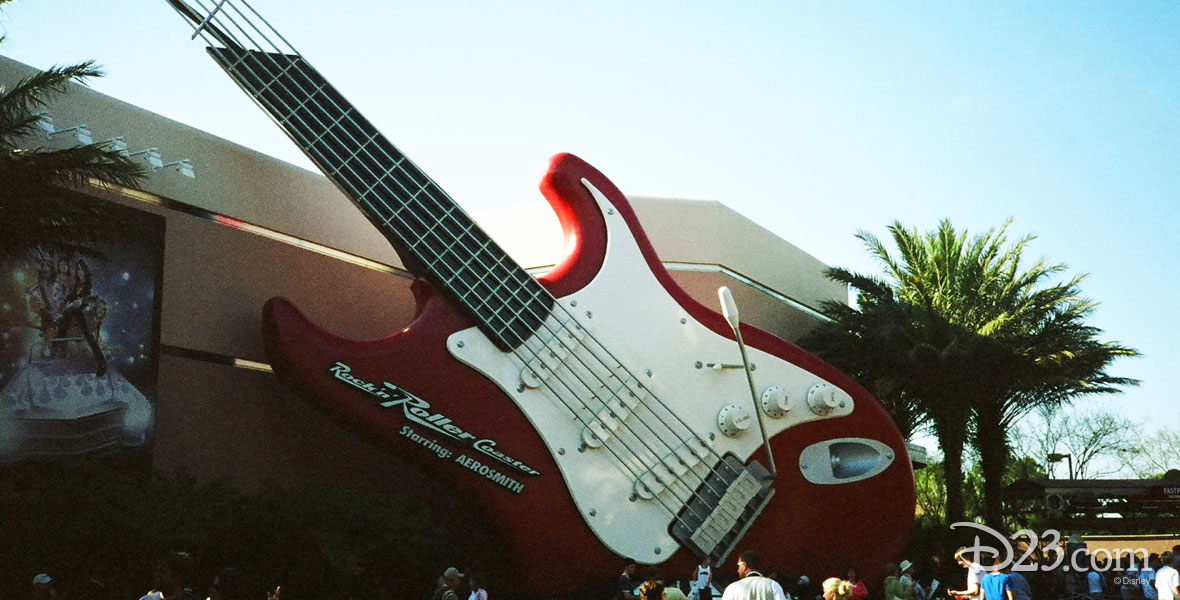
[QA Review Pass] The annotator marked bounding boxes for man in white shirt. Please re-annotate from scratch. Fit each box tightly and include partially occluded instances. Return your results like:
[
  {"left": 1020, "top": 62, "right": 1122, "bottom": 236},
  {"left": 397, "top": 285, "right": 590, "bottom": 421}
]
[
  {"left": 721, "top": 551, "right": 788, "bottom": 600},
  {"left": 1156, "top": 552, "right": 1179, "bottom": 600},
  {"left": 948, "top": 548, "right": 986, "bottom": 600}
]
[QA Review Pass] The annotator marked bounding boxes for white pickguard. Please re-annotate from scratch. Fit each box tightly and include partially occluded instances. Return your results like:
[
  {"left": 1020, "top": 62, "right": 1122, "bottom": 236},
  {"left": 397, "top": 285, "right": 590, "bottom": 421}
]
[{"left": 447, "top": 180, "right": 854, "bottom": 563}]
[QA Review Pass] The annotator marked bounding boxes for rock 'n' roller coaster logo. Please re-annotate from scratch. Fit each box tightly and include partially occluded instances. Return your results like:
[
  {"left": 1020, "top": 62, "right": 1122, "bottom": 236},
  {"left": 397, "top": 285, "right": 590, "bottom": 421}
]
[{"left": 328, "top": 361, "right": 541, "bottom": 477}]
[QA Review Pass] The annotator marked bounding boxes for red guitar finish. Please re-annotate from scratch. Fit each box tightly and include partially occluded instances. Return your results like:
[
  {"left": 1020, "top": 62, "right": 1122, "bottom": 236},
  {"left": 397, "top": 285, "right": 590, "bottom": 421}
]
[{"left": 264, "top": 154, "right": 916, "bottom": 597}]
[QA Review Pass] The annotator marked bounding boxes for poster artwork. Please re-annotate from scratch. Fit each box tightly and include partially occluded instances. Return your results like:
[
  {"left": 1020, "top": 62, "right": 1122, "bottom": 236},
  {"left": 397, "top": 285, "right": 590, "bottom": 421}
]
[{"left": 0, "top": 191, "right": 165, "bottom": 463}]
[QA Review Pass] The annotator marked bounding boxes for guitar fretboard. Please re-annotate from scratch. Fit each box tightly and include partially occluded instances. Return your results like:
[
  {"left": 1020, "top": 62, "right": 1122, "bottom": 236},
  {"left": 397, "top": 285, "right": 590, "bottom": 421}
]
[{"left": 208, "top": 47, "right": 553, "bottom": 350}]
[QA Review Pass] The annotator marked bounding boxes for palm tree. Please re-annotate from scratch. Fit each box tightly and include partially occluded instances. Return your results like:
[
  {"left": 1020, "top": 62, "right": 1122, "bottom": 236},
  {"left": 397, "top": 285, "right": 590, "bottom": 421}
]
[
  {"left": 803, "top": 219, "right": 1138, "bottom": 527},
  {"left": 803, "top": 260, "right": 980, "bottom": 525},
  {"left": 1, "top": 2, "right": 146, "bottom": 260}
]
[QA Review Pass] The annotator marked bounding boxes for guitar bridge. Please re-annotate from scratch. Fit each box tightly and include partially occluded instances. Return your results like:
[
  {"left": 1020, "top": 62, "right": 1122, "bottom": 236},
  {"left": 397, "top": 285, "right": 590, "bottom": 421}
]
[{"left": 670, "top": 455, "right": 775, "bottom": 563}]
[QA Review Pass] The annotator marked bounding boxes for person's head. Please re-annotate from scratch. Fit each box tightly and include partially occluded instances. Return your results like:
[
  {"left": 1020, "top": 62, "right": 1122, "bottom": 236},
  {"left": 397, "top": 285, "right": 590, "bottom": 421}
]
[
  {"left": 701, "top": 556, "right": 712, "bottom": 567},
  {"left": 57, "top": 259, "right": 69, "bottom": 276},
  {"left": 623, "top": 558, "right": 640, "bottom": 578},
  {"left": 209, "top": 568, "right": 244, "bottom": 600},
  {"left": 1163, "top": 552, "right": 1176, "bottom": 569},
  {"left": 639, "top": 580, "right": 665, "bottom": 600},
  {"left": 885, "top": 563, "right": 899, "bottom": 577},
  {"left": 467, "top": 572, "right": 483, "bottom": 590},
  {"left": 153, "top": 551, "right": 194, "bottom": 592},
  {"left": 442, "top": 567, "right": 463, "bottom": 589},
  {"left": 823, "top": 578, "right": 853, "bottom": 600},
  {"left": 900, "top": 560, "right": 914, "bottom": 576},
  {"left": 38, "top": 261, "right": 53, "bottom": 281},
  {"left": 738, "top": 551, "right": 763, "bottom": 578},
  {"left": 32, "top": 574, "right": 55, "bottom": 600},
  {"left": 954, "top": 547, "right": 974, "bottom": 569},
  {"left": 846, "top": 566, "right": 859, "bottom": 581}
]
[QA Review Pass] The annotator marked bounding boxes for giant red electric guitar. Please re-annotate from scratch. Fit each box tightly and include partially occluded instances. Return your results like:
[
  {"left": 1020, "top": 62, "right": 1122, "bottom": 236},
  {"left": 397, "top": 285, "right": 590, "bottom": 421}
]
[{"left": 166, "top": 1, "right": 915, "bottom": 596}]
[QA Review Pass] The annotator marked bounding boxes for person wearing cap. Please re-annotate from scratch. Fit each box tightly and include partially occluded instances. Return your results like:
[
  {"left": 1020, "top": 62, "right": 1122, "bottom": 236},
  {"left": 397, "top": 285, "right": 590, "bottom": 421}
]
[
  {"left": 792, "top": 575, "right": 817, "bottom": 600},
  {"left": 899, "top": 561, "right": 915, "bottom": 587},
  {"left": 430, "top": 567, "right": 464, "bottom": 600},
  {"left": 33, "top": 573, "right": 59, "bottom": 600},
  {"left": 900, "top": 561, "right": 928, "bottom": 600},
  {"left": 885, "top": 563, "right": 916, "bottom": 600}
]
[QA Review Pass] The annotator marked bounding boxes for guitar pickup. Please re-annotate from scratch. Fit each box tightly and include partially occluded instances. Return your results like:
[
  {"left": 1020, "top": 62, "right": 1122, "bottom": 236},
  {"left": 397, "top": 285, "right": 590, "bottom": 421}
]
[
  {"left": 520, "top": 320, "right": 588, "bottom": 389},
  {"left": 581, "top": 371, "right": 648, "bottom": 448},
  {"left": 633, "top": 437, "right": 714, "bottom": 500}
]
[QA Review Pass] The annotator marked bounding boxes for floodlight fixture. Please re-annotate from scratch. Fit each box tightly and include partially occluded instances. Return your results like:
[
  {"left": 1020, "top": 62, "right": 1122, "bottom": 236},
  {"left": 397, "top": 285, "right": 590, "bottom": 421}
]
[
  {"left": 1047, "top": 452, "right": 1074, "bottom": 479},
  {"left": 160, "top": 159, "right": 196, "bottom": 178},
  {"left": 99, "top": 137, "right": 129, "bottom": 152},
  {"left": 48, "top": 124, "right": 94, "bottom": 145},
  {"left": 126, "top": 147, "right": 164, "bottom": 169}
]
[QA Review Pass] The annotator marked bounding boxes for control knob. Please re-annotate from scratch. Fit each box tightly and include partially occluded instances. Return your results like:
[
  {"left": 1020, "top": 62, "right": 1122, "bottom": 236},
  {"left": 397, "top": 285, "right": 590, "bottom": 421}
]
[
  {"left": 760, "top": 385, "right": 792, "bottom": 418},
  {"left": 807, "top": 383, "right": 841, "bottom": 416},
  {"left": 717, "top": 404, "right": 752, "bottom": 438}
]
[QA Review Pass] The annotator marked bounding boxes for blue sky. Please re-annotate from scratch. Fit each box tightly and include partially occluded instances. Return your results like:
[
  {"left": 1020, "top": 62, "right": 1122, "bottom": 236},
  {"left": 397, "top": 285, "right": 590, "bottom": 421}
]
[{"left": 3, "top": 1, "right": 1177, "bottom": 459}]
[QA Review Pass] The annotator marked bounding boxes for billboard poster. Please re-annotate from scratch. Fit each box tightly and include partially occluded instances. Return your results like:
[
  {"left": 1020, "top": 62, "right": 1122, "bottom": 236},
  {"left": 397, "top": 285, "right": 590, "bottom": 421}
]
[{"left": 0, "top": 191, "right": 165, "bottom": 463}]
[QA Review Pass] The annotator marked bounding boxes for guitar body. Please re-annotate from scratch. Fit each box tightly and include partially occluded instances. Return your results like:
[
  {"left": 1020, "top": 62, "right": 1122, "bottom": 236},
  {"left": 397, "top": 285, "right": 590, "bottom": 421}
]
[{"left": 264, "top": 154, "right": 915, "bottom": 597}]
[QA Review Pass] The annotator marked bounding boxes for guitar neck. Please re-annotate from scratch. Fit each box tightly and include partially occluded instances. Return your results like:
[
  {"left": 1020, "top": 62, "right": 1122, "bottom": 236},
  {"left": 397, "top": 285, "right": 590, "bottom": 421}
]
[{"left": 178, "top": 3, "right": 552, "bottom": 350}]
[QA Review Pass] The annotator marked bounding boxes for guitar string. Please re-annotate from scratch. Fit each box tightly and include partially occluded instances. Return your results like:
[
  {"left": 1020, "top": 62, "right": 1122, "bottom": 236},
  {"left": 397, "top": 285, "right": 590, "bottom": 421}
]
[
  {"left": 182, "top": 2, "right": 722, "bottom": 524},
  {"left": 192, "top": 0, "right": 742, "bottom": 531},
  {"left": 195, "top": 0, "right": 746, "bottom": 527},
  {"left": 186, "top": 0, "right": 753, "bottom": 532}
]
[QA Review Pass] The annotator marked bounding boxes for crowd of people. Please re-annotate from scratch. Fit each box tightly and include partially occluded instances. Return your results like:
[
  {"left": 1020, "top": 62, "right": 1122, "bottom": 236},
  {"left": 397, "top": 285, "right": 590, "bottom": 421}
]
[
  {"left": 610, "top": 544, "right": 1180, "bottom": 600},
  {"left": 17, "top": 545, "right": 1180, "bottom": 600},
  {"left": 941, "top": 546, "right": 1180, "bottom": 600}
]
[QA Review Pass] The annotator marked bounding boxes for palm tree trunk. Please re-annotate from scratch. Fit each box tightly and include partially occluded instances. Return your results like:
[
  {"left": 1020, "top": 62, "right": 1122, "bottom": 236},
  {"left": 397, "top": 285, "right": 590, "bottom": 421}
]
[
  {"left": 934, "top": 416, "right": 967, "bottom": 525},
  {"left": 975, "top": 408, "right": 1009, "bottom": 529}
]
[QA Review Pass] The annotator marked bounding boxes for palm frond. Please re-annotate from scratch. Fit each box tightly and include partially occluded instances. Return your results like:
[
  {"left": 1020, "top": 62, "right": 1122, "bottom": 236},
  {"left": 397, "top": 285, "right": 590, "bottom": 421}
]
[{"left": 0, "top": 61, "right": 103, "bottom": 129}]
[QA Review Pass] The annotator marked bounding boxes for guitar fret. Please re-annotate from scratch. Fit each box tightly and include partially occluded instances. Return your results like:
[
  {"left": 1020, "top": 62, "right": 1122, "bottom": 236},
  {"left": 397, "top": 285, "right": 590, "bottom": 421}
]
[
  {"left": 276, "top": 82, "right": 329, "bottom": 126},
  {"left": 256, "top": 59, "right": 307, "bottom": 100},
  {"left": 220, "top": 50, "right": 254, "bottom": 78},
  {"left": 307, "top": 107, "right": 357, "bottom": 152},
  {"left": 327, "top": 131, "right": 382, "bottom": 178}
]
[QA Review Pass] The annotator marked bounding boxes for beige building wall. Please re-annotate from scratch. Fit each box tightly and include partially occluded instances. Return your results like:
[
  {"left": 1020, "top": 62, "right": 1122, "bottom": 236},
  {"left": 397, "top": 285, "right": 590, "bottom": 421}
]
[{"left": 1, "top": 55, "right": 847, "bottom": 491}]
